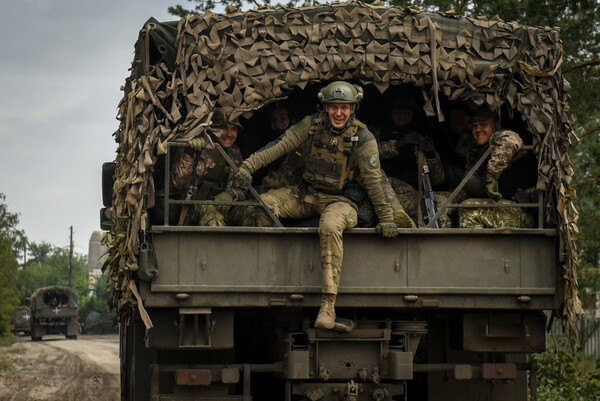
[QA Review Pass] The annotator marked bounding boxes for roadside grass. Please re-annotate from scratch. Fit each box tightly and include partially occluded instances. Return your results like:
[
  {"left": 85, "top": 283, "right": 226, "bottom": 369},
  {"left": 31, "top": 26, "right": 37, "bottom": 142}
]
[{"left": 0, "top": 335, "right": 19, "bottom": 371}]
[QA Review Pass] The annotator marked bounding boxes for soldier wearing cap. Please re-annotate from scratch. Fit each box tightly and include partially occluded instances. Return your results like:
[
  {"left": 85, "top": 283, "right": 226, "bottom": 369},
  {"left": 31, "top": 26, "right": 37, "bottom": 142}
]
[
  {"left": 234, "top": 81, "right": 412, "bottom": 329},
  {"left": 458, "top": 105, "right": 536, "bottom": 228},
  {"left": 170, "top": 109, "right": 247, "bottom": 226}
]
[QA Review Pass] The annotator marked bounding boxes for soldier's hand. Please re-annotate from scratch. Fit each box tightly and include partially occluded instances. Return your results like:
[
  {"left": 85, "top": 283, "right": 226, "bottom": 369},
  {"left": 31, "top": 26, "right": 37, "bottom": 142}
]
[
  {"left": 235, "top": 164, "right": 253, "bottom": 187},
  {"left": 199, "top": 205, "right": 226, "bottom": 226},
  {"left": 404, "top": 132, "right": 436, "bottom": 158},
  {"left": 214, "top": 191, "right": 234, "bottom": 203},
  {"left": 376, "top": 221, "right": 398, "bottom": 238},
  {"left": 188, "top": 137, "right": 207, "bottom": 151},
  {"left": 418, "top": 138, "right": 436, "bottom": 159},
  {"left": 485, "top": 175, "right": 502, "bottom": 201}
]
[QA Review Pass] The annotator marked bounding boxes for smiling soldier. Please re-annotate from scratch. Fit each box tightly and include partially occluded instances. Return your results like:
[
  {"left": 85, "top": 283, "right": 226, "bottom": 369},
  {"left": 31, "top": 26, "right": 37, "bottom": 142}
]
[{"left": 234, "top": 81, "right": 404, "bottom": 329}]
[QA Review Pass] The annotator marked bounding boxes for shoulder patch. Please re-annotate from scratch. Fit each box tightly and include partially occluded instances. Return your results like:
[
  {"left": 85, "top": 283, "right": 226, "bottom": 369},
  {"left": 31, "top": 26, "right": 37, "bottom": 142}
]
[{"left": 368, "top": 153, "right": 379, "bottom": 168}]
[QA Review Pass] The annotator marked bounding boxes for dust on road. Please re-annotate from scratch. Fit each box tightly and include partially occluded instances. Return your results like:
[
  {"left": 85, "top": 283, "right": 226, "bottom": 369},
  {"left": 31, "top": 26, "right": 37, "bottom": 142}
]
[{"left": 0, "top": 335, "right": 119, "bottom": 401}]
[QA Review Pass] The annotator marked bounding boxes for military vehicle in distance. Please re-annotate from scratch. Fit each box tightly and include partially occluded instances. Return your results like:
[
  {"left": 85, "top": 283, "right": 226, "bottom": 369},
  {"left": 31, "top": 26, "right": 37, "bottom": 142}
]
[
  {"left": 13, "top": 306, "right": 31, "bottom": 336},
  {"left": 30, "top": 286, "right": 79, "bottom": 341},
  {"left": 101, "top": 2, "right": 579, "bottom": 400}
]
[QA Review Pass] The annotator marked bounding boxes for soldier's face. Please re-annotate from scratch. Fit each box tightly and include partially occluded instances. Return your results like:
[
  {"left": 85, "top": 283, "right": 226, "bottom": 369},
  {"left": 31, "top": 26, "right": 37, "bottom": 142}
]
[
  {"left": 325, "top": 103, "right": 355, "bottom": 130},
  {"left": 391, "top": 107, "right": 414, "bottom": 127},
  {"left": 218, "top": 124, "right": 239, "bottom": 148},
  {"left": 271, "top": 108, "right": 290, "bottom": 131},
  {"left": 471, "top": 119, "right": 499, "bottom": 145}
]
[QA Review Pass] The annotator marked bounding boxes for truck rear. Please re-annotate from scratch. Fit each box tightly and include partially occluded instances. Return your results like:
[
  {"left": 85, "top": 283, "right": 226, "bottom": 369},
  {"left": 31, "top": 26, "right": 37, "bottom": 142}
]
[
  {"left": 101, "top": 3, "right": 579, "bottom": 400},
  {"left": 30, "top": 286, "right": 79, "bottom": 340}
]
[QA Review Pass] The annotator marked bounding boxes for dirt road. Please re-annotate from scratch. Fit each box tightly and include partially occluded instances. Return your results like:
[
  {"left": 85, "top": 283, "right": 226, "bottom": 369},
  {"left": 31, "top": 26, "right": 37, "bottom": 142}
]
[{"left": 0, "top": 335, "right": 119, "bottom": 401}]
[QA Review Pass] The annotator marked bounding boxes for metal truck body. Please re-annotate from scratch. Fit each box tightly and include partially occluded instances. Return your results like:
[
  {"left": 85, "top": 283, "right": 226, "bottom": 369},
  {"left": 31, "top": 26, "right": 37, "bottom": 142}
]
[
  {"left": 30, "top": 286, "right": 79, "bottom": 341},
  {"left": 103, "top": 3, "right": 577, "bottom": 400}
]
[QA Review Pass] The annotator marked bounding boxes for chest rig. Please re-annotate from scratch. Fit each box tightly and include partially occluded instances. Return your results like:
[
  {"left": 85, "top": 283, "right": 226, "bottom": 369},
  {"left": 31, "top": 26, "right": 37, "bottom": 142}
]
[
  {"left": 302, "top": 114, "right": 362, "bottom": 194},
  {"left": 194, "top": 151, "right": 230, "bottom": 200}
]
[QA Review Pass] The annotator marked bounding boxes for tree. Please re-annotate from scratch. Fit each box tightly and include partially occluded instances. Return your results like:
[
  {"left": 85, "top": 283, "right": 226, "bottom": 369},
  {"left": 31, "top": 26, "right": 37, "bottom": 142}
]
[
  {"left": 16, "top": 244, "right": 89, "bottom": 302},
  {"left": 0, "top": 193, "right": 26, "bottom": 337}
]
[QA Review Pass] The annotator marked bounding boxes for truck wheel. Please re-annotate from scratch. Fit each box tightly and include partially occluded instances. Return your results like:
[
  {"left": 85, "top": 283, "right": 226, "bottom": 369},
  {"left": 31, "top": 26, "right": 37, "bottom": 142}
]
[{"left": 121, "top": 321, "right": 153, "bottom": 401}]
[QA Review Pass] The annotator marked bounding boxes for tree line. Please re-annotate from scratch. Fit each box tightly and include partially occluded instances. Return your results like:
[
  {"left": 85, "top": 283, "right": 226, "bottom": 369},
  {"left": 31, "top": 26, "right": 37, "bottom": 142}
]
[{"left": 0, "top": 193, "right": 110, "bottom": 338}]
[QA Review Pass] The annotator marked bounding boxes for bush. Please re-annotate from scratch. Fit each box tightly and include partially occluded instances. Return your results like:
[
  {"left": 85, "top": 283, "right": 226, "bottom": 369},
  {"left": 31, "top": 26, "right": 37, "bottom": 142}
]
[{"left": 533, "top": 333, "right": 600, "bottom": 401}]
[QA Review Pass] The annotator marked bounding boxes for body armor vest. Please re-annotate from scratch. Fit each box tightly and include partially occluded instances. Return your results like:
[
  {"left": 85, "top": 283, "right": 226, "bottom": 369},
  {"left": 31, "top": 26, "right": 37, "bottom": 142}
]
[
  {"left": 195, "top": 152, "right": 230, "bottom": 200},
  {"left": 303, "top": 115, "right": 362, "bottom": 194}
]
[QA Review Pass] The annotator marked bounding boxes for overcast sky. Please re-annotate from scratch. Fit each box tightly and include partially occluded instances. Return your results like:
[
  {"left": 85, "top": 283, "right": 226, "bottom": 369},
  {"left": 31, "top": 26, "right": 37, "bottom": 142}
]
[{"left": 0, "top": 0, "right": 175, "bottom": 256}]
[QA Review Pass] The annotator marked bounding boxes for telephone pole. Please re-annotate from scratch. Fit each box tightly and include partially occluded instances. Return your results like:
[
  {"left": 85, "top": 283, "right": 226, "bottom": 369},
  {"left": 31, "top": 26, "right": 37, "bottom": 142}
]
[{"left": 69, "top": 226, "right": 73, "bottom": 288}]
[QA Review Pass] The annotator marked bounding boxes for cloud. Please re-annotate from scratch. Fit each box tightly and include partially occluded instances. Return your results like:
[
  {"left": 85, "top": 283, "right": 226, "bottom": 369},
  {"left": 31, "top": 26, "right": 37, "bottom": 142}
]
[{"left": 0, "top": 0, "right": 173, "bottom": 254}]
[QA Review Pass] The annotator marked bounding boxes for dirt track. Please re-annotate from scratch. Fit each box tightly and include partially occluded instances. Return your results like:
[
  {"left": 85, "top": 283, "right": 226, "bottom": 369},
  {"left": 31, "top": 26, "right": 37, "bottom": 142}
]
[{"left": 0, "top": 335, "right": 119, "bottom": 401}]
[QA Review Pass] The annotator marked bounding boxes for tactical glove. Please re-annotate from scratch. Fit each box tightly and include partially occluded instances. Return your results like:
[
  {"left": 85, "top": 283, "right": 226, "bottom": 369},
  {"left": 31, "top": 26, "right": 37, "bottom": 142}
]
[
  {"left": 188, "top": 137, "right": 207, "bottom": 151},
  {"left": 418, "top": 138, "right": 437, "bottom": 159},
  {"left": 485, "top": 174, "right": 502, "bottom": 201},
  {"left": 199, "top": 205, "right": 226, "bottom": 226},
  {"left": 214, "top": 191, "right": 234, "bottom": 203},
  {"left": 376, "top": 221, "right": 398, "bottom": 238},
  {"left": 235, "top": 164, "right": 253, "bottom": 187},
  {"left": 404, "top": 132, "right": 436, "bottom": 158}
]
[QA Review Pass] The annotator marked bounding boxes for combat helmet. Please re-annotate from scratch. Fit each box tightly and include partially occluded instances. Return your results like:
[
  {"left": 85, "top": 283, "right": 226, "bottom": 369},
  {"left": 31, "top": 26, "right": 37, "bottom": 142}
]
[
  {"left": 211, "top": 108, "right": 243, "bottom": 131},
  {"left": 318, "top": 81, "right": 364, "bottom": 108}
]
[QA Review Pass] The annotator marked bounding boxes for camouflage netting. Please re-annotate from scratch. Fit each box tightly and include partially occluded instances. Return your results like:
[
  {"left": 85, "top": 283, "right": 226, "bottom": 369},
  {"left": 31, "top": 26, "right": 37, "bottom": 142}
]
[{"left": 102, "top": 1, "right": 581, "bottom": 337}]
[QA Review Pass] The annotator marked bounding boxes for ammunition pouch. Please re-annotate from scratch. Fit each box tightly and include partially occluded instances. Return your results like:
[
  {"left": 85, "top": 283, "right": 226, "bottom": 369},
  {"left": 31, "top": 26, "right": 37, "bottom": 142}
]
[
  {"left": 343, "top": 181, "right": 376, "bottom": 227},
  {"left": 303, "top": 151, "right": 348, "bottom": 193},
  {"left": 138, "top": 241, "right": 158, "bottom": 281}
]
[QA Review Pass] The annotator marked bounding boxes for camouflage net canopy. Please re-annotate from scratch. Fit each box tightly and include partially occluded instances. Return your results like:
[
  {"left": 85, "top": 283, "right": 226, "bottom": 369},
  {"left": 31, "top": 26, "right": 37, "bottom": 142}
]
[{"left": 104, "top": 0, "right": 581, "bottom": 334}]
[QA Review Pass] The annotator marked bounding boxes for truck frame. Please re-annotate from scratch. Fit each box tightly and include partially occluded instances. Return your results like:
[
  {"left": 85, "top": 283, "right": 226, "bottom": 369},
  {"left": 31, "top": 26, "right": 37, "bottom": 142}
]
[{"left": 102, "top": 2, "right": 579, "bottom": 400}]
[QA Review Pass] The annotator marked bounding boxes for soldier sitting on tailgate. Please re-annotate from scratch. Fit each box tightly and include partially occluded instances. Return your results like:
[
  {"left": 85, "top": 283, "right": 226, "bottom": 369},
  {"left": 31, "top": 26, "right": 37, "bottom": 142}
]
[
  {"left": 458, "top": 105, "right": 537, "bottom": 228},
  {"left": 233, "top": 81, "right": 414, "bottom": 329},
  {"left": 170, "top": 109, "right": 247, "bottom": 226}
]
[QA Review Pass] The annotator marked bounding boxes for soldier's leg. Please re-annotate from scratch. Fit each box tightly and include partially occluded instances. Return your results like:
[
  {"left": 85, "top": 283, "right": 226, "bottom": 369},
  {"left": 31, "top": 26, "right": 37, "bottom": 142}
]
[
  {"left": 248, "top": 186, "right": 316, "bottom": 226},
  {"left": 315, "top": 201, "right": 358, "bottom": 329},
  {"left": 381, "top": 175, "right": 416, "bottom": 228},
  {"left": 196, "top": 205, "right": 226, "bottom": 226},
  {"left": 459, "top": 198, "right": 494, "bottom": 228},
  {"left": 490, "top": 200, "right": 535, "bottom": 228}
]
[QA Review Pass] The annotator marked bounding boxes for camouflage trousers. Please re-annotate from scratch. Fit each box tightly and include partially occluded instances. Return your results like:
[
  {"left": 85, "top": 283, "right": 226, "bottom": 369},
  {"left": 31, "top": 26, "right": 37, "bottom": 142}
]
[
  {"left": 389, "top": 177, "right": 455, "bottom": 227},
  {"left": 253, "top": 186, "right": 358, "bottom": 295},
  {"left": 458, "top": 198, "right": 534, "bottom": 228},
  {"left": 191, "top": 205, "right": 228, "bottom": 226}
]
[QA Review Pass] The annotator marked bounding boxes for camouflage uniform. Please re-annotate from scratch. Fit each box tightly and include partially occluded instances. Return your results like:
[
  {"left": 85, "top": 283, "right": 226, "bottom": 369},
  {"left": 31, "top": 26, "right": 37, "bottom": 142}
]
[
  {"left": 460, "top": 129, "right": 535, "bottom": 228},
  {"left": 459, "top": 198, "right": 534, "bottom": 228},
  {"left": 171, "top": 145, "right": 246, "bottom": 225},
  {"left": 388, "top": 177, "right": 455, "bottom": 228},
  {"left": 241, "top": 112, "right": 398, "bottom": 295}
]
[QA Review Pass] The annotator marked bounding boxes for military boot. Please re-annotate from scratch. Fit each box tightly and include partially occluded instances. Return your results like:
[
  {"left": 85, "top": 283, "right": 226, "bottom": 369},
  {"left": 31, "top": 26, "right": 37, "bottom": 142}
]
[{"left": 315, "top": 293, "right": 336, "bottom": 329}]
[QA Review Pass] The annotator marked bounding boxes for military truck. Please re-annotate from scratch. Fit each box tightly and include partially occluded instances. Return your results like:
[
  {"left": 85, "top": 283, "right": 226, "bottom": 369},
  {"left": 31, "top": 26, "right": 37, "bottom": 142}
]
[
  {"left": 30, "top": 286, "right": 79, "bottom": 341},
  {"left": 12, "top": 306, "right": 31, "bottom": 336},
  {"left": 101, "top": 2, "right": 580, "bottom": 400}
]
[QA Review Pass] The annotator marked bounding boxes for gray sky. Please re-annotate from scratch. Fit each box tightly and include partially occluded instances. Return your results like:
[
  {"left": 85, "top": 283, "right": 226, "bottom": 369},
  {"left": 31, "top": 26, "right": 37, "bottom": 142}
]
[{"left": 0, "top": 0, "right": 174, "bottom": 256}]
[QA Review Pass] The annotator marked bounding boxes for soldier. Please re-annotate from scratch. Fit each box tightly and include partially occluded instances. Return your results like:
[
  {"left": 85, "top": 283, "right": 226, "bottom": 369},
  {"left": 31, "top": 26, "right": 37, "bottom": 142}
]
[
  {"left": 371, "top": 88, "right": 447, "bottom": 226},
  {"left": 459, "top": 106, "right": 537, "bottom": 228},
  {"left": 235, "top": 81, "right": 410, "bottom": 329},
  {"left": 372, "top": 88, "right": 445, "bottom": 191},
  {"left": 170, "top": 109, "right": 247, "bottom": 226}
]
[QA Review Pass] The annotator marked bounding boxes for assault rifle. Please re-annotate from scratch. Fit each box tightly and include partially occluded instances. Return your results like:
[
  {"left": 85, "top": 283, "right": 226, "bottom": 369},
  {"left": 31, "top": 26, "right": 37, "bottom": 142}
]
[{"left": 415, "top": 146, "right": 439, "bottom": 228}]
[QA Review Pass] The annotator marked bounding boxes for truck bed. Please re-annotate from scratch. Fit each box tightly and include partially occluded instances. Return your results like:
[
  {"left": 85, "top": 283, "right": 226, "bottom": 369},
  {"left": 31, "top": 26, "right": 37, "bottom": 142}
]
[{"left": 144, "top": 226, "right": 559, "bottom": 311}]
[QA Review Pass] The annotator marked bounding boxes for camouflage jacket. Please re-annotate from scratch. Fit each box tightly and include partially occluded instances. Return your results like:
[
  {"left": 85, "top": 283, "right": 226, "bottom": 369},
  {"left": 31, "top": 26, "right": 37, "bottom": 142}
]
[
  {"left": 466, "top": 129, "right": 525, "bottom": 179},
  {"left": 242, "top": 113, "right": 394, "bottom": 222},
  {"left": 171, "top": 145, "right": 246, "bottom": 201}
]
